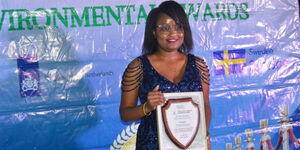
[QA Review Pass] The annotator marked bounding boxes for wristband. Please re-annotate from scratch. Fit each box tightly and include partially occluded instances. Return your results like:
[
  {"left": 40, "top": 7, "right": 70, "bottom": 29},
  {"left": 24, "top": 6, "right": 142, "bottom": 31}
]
[{"left": 143, "top": 102, "right": 151, "bottom": 116}]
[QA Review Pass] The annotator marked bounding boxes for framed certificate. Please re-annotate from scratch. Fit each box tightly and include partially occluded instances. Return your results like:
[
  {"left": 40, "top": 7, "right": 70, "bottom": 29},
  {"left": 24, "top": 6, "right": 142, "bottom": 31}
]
[{"left": 156, "top": 92, "right": 207, "bottom": 150}]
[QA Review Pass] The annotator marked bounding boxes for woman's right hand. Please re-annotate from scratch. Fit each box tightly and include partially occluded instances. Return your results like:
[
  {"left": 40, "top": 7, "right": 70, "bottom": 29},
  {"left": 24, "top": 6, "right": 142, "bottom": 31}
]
[{"left": 145, "top": 85, "right": 165, "bottom": 113}]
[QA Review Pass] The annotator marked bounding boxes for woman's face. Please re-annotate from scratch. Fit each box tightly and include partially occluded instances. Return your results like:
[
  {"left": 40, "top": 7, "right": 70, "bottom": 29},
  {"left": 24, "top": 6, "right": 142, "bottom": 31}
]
[{"left": 154, "top": 13, "right": 184, "bottom": 53}]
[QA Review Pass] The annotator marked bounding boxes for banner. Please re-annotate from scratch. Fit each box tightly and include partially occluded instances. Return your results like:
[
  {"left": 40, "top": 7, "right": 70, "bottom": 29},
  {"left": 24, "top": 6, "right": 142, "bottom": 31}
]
[{"left": 0, "top": 0, "right": 299, "bottom": 149}]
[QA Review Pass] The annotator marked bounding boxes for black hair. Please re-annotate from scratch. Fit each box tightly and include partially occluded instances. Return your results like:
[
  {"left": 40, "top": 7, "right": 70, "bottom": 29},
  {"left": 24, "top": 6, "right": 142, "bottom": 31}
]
[{"left": 142, "top": 0, "right": 193, "bottom": 55}]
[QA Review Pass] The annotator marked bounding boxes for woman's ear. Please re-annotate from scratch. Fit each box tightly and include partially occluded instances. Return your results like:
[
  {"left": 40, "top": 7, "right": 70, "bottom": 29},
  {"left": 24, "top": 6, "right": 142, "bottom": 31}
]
[{"left": 153, "top": 31, "right": 156, "bottom": 38}]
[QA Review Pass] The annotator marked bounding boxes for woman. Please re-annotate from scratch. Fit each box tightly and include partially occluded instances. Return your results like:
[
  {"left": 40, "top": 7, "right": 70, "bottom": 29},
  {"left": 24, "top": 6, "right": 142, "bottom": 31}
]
[{"left": 120, "top": 1, "right": 211, "bottom": 149}]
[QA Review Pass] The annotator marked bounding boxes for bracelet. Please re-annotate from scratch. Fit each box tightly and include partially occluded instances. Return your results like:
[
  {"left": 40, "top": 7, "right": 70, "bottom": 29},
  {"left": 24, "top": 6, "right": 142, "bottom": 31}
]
[{"left": 143, "top": 102, "right": 151, "bottom": 116}]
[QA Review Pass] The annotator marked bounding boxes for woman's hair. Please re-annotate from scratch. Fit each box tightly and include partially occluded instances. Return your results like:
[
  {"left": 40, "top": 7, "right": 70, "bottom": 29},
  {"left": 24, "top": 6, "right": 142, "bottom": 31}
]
[{"left": 142, "top": 0, "right": 193, "bottom": 55}]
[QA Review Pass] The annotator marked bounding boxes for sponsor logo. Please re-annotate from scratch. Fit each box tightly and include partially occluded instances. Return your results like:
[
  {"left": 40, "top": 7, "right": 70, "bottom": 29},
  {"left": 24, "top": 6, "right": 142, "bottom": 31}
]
[
  {"left": 17, "top": 56, "right": 41, "bottom": 97},
  {"left": 213, "top": 49, "right": 246, "bottom": 75},
  {"left": 21, "top": 75, "right": 39, "bottom": 92},
  {"left": 110, "top": 122, "right": 139, "bottom": 150}
]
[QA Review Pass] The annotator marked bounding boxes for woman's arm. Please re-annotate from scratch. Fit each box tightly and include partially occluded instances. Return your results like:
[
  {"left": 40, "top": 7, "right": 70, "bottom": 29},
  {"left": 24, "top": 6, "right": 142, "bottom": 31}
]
[
  {"left": 120, "top": 88, "right": 145, "bottom": 122},
  {"left": 195, "top": 56, "right": 211, "bottom": 134},
  {"left": 202, "top": 79, "right": 211, "bottom": 132},
  {"left": 119, "top": 58, "right": 165, "bottom": 122},
  {"left": 119, "top": 58, "right": 145, "bottom": 122}
]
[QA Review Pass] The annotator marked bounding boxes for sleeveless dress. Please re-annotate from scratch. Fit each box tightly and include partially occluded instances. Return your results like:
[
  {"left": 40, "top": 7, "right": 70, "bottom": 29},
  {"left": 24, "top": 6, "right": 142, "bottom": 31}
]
[{"left": 121, "top": 54, "right": 209, "bottom": 150}]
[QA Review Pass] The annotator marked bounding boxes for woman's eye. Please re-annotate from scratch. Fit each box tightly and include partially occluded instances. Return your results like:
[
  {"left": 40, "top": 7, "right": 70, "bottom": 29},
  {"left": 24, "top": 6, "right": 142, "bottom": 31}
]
[{"left": 161, "top": 26, "right": 170, "bottom": 32}]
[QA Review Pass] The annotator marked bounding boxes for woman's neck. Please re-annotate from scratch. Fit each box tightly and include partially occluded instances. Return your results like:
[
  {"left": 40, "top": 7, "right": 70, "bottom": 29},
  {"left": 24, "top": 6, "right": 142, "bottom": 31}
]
[{"left": 154, "top": 50, "right": 184, "bottom": 61}]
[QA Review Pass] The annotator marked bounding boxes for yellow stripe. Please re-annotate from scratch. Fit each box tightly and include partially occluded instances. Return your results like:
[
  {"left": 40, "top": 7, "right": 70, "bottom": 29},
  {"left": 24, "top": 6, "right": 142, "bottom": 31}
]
[
  {"left": 224, "top": 50, "right": 229, "bottom": 75},
  {"left": 214, "top": 59, "right": 246, "bottom": 66}
]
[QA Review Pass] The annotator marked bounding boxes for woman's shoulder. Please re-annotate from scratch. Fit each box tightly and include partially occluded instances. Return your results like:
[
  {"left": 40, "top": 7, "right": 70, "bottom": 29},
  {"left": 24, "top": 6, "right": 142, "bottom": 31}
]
[
  {"left": 190, "top": 55, "right": 207, "bottom": 66},
  {"left": 187, "top": 54, "right": 206, "bottom": 65},
  {"left": 126, "top": 55, "right": 145, "bottom": 68},
  {"left": 122, "top": 56, "right": 144, "bottom": 92},
  {"left": 191, "top": 54, "right": 205, "bottom": 62},
  {"left": 191, "top": 54, "right": 210, "bottom": 84},
  {"left": 128, "top": 57, "right": 141, "bottom": 66}
]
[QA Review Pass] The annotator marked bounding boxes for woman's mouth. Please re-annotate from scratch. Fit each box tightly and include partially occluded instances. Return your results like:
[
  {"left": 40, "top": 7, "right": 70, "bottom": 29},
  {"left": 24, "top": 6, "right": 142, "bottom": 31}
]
[{"left": 167, "top": 39, "right": 178, "bottom": 43}]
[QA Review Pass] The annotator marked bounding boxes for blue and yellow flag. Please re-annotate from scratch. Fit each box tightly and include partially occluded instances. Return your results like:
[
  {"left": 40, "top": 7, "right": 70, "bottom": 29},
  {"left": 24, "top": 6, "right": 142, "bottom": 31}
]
[{"left": 213, "top": 49, "right": 246, "bottom": 75}]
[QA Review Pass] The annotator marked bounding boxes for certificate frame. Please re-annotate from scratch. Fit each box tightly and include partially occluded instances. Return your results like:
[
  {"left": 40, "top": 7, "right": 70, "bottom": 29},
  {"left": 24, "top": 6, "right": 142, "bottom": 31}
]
[{"left": 157, "top": 92, "right": 207, "bottom": 150}]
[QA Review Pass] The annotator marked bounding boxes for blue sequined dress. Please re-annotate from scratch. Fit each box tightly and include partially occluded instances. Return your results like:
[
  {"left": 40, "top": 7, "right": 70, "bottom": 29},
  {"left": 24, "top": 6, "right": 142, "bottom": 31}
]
[{"left": 121, "top": 54, "right": 209, "bottom": 150}]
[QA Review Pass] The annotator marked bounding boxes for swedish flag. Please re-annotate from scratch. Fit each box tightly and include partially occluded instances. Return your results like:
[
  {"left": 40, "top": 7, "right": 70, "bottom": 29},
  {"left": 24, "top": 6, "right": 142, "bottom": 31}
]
[{"left": 213, "top": 49, "right": 246, "bottom": 75}]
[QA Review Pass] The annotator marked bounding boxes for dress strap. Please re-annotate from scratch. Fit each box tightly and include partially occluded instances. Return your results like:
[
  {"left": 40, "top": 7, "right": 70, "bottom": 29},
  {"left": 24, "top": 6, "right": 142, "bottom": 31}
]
[
  {"left": 121, "top": 57, "right": 143, "bottom": 92},
  {"left": 195, "top": 56, "right": 210, "bottom": 85}
]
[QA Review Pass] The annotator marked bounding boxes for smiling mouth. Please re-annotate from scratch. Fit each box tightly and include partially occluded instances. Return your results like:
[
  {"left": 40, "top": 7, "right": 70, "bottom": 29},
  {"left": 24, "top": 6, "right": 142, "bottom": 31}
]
[{"left": 167, "top": 39, "right": 178, "bottom": 43}]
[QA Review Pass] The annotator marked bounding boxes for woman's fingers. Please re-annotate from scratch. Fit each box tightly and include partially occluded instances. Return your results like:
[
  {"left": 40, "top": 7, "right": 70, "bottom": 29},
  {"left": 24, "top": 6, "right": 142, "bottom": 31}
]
[
  {"left": 147, "top": 94, "right": 164, "bottom": 108},
  {"left": 153, "top": 85, "right": 160, "bottom": 91},
  {"left": 148, "top": 92, "right": 163, "bottom": 98},
  {"left": 146, "top": 85, "right": 165, "bottom": 110}
]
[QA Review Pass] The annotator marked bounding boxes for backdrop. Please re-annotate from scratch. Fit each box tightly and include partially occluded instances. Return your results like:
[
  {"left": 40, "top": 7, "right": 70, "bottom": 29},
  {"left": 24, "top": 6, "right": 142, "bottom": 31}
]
[{"left": 0, "top": 0, "right": 299, "bottom": 149}]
